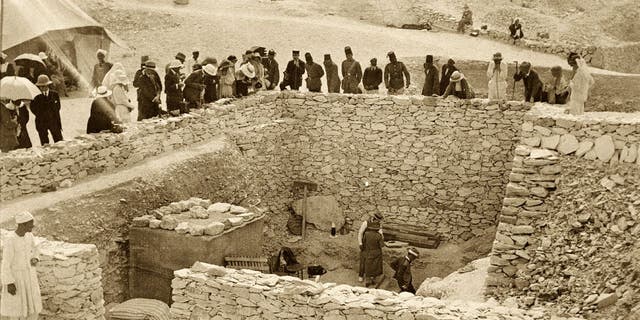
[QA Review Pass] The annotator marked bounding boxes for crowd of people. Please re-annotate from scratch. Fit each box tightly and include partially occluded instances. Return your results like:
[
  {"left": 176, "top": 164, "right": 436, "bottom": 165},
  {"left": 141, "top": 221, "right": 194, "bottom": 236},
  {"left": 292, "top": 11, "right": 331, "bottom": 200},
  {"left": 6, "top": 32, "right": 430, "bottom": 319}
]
[{"left": 0, "top": 45, "right": 593, "bottom": 153}]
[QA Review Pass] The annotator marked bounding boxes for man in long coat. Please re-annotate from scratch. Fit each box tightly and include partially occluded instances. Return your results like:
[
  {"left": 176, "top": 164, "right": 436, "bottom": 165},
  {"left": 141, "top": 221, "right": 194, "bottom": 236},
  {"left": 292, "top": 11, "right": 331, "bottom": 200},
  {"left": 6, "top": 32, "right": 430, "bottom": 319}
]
[
  {"left": 341, "top": 46, "right": 362, "bottom": 94},
  {"left": 362, "top": 220, "right": 384, "bottom": 287},
  {"left": 487, "top": 52, "right": 508, "bottom": 99},
  {"left": 422, "top": 55, "right": 439, "bottom": 96},
  {"left": 165, "top": 60, "right": 185, "bottom": 114},
  {"left": 264, "top": 50, "right": 280, "bottom": 90},
  {"left": 304, "top": 53, "right": 324, "bottom": 92},
  {"left": 513, "top": 61, "right": 543, "bottom": 102},
  {"left": 30, "top": 75, "right": 63, "bottom": 145},
  {"left": 1, "top": 211, "right": 43, "bottom": 320},
  {"left": 439, "top": 59, "right": 457, "bottom": 95},
  {"left": 384, "top": 51, "right": 410, "bottom": 95},
  {"left": 323, "top": 54, "right": 340, "bottom": 93},
  {"left": 280, "top": 51, "right": 305, "bottom": 91},
  {"left": 133, "top": 61, "right": 163, "bottom": 121},
  {"left": 183, "top": 65, "right": 205, "bottom": 109}
]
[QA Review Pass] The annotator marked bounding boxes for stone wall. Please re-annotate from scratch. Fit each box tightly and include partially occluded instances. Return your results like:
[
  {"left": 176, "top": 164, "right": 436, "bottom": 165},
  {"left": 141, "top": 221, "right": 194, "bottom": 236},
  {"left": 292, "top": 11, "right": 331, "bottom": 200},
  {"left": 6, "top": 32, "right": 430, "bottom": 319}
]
[
  {"left": 486, "top": 105, "right": 640, "bottom": 318},
  {"left": 169, "top": 261, "right": 548, "bottom": 320},
  {"left": 0, "top": 230, "right": 104, "bottom": 320}
]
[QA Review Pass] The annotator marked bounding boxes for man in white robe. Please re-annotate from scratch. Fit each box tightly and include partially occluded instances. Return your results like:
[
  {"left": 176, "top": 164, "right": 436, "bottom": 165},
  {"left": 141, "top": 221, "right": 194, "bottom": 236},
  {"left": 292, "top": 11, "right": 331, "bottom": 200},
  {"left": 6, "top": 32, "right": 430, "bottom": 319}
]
[
  {"left": 566, "top": 53, "right": 594, "bottom": 115},
  {"left": 1, "top": 211, "right": 42, "bottom": 320},
  {"left": 487, "top": 52, "right": 508, "bottom": 100}
]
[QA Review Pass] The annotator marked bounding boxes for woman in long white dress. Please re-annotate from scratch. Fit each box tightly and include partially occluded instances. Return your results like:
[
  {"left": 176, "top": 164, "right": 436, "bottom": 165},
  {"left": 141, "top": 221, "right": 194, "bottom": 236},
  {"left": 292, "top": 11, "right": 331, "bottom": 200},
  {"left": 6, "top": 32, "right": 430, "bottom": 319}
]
[
  {"left": 1, "top": 211, "right": 42, "bottom": 320},
  {"left": 110, "top": 70, "right": 134, "bottom": 123},
  {"left": 566, "top": 54, "right": 594, "bottom": 115}
]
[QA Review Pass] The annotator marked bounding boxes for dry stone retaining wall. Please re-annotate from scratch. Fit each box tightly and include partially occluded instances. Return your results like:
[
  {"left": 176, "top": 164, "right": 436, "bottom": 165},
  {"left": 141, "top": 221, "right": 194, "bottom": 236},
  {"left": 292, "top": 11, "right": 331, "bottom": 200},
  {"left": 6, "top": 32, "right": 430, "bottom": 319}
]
[
  {"left": 486, "top": 105, "right": 640, "bottom": 318},
  {"left": 169, "top": 261, "right": 548, "bottom": 320},
  {"left": 0, "top": 230, "right": 104, "bottom": 320}
]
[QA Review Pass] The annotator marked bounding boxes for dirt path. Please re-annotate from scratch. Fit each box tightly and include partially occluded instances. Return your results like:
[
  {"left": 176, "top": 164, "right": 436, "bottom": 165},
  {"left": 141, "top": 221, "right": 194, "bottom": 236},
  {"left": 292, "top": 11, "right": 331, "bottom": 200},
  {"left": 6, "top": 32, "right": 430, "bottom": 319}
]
[{"left": 0, "top": 136, "right": 229, "bottom": 226}]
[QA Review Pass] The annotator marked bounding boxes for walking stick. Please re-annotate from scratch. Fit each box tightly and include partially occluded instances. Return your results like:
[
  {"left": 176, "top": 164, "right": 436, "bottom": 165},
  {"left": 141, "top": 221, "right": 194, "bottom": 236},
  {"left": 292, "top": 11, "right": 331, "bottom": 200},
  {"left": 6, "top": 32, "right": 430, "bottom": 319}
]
[{"left": 511, "top": 61, "right": 518, "bottom": 100}]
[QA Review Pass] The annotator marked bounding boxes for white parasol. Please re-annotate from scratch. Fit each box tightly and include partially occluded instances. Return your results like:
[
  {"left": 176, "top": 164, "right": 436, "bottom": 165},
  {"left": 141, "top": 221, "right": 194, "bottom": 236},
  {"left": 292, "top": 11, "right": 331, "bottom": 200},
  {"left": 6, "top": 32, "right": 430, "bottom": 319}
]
[{"left": 0, "top": 76, "right": 42, "bottom": 100}]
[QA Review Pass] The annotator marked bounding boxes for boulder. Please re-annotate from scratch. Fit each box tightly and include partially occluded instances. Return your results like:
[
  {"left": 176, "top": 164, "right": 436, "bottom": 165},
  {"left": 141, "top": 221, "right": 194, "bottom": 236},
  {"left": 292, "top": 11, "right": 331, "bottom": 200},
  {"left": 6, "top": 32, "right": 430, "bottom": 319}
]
[
  {"left": 208, "top": 203, "right": 231, "bottom": 213},
  {"left": 540, "top": 135, "right": 560, "bottom": 150},
  {"left": 557, "top": 134, "right": 579, "bottom": 155},
  {"left": 229, "top": 205, "right": 249, "bottom": 214},
  {"left": 204, "top": 222, "right": 225, "bottom": 236},
  {"left": 227, "top": 217, "right": 244, "bottom": 226},
  {"left": 522, "top": 136, "right": 541, "bottom": 147},
  {"left": 160, "top": 216, "right": 179, "bottom": 230},
  {"left": 594, "top": 135, "right": 615, "bottom": 162},
  {"left": 575, "top": 140, "right": 594, "bottom": 157},
  {"left": 292, "top": 195, "right": 345, "bottom": 231},
  {"left": 175, "top": 222, "right": 190, "bottom": 234}
]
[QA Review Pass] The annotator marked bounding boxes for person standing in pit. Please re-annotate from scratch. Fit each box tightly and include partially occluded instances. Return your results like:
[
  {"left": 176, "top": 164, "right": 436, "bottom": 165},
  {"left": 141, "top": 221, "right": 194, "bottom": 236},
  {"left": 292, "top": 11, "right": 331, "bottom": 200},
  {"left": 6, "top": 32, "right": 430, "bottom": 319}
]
[
  {"left": 357, "top": 212, "right": 383, "bottom": 282},
  {"left": 391, "top": 247, "right": 419, "bottom": 294}
]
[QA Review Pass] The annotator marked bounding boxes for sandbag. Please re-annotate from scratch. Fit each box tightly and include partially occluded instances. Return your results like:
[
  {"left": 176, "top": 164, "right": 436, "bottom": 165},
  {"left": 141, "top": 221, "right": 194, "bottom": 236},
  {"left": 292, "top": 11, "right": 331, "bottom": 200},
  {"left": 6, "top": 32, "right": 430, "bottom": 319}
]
[{"left": 108, "top": 298, "right": 170, "bottom": 320}]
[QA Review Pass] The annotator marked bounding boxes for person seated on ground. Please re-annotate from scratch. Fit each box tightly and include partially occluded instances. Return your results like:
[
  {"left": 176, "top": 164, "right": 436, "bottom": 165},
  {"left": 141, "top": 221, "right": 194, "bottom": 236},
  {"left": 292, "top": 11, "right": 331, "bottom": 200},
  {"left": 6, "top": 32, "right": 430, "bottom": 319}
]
[
  {"left": 362, "top": 220, "right": 385, "bottom": 287},
  {"left": 357, "top": 213, "right": 384, "bottom": 282},
  {"left": 544, "top": 66, "right": 569, "bottom": 105},
  {"left": 457, "top": 4, "right": 473, "bottom": 33},
  {"left": 87, "top": 86, "right": 123, "bottom": 134},
  {"left": 513, "top": 61, "right": 543, "bottom": 102},
  {"left": 509, "top": 18, "right": 524, "bottom": 44},
  {"left": 391, "top": 247, "right": 419, "bottom": 294},
  {"left": 442, "top": 71, "right": 473, "bottom": 99}
]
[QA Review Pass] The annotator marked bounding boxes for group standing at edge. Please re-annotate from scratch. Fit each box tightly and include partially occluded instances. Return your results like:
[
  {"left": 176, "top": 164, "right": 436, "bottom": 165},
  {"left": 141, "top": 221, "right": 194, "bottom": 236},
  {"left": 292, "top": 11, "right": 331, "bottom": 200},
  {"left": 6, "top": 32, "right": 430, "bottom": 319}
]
[{"left": 1, "top": 45, "right": 594, "bottom": 153}]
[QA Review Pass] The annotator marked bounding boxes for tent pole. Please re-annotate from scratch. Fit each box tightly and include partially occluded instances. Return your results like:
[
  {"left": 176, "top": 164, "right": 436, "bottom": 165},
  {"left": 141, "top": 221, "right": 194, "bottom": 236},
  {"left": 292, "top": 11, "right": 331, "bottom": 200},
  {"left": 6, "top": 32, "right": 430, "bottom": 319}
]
[{"left": 0, "top": 0, "right": 4, "bottom": 53}]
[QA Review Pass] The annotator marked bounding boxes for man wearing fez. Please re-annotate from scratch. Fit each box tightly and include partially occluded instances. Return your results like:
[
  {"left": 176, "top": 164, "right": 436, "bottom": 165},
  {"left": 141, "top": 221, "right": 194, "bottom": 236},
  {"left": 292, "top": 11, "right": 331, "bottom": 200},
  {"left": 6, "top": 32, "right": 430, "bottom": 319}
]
[
  {"left": 341, "top": 46, "right": 363, "bottom": 94},
  {"left": 323, "top": 54, "right": 340, "bottom": 93},
  {"left": 384, "top": 51, "right": 410, "bottom": 95},
  {"left": 280, "top": 50, "right": 306, "bottom": 91},
  {"left": 304, "top": 52, "right": 324, "bottom": 93},
  {"left": 1, "top": 211, "right": 43, "bottom": 319}
]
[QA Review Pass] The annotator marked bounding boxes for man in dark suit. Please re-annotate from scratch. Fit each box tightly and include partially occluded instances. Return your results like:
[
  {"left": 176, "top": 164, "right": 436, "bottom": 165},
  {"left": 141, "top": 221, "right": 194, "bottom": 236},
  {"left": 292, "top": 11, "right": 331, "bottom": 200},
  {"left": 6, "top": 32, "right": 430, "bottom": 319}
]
[
  {"left": 264, "top": 49, "right": 279, "bottom": 90},
  {"left": 133, "top": 61, "right": 163, "bottom": 121},
  {"left": 30, "top": 75, "right": 63, "bottom": 145},
  {"left": 165, "top": 60, "right": 185, "bottom": 115},
  {"left": 513, "top": 61, "right": 544, "bottom": 102},
  {"left": 280, "top": 50, "right": 306, "bottom": 91},
  {"left": 183, "top": 64, "right": 205, "bottom": 109}
]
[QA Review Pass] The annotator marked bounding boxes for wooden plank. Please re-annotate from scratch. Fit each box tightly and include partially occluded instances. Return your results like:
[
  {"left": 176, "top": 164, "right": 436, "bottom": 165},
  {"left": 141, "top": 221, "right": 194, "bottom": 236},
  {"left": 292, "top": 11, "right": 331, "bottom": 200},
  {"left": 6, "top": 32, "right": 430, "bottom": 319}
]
[
  {"left": 383, "top": 230, "right": 440, "bottom": 249},
  {"left": 384, "top": 224, "right": 440, "bottom": 238}
]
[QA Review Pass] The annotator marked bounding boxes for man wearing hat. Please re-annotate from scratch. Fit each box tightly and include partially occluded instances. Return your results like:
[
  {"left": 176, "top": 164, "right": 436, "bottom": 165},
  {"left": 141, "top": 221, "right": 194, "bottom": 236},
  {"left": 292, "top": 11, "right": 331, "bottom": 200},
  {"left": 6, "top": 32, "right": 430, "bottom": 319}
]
[
  {"left": 0, "top": 211, "right": 43, "bottom": 319},
  {"left": 323, "top": 54, "right": 340, "bottom": 93},
  {"left": 280, "top": 50, "right": 306, "bottom": 91},
  {"left": 30, "top": 75, "right": 63, "bottom": 145},
  {"left": 202, "top": 63, "right": 220, "bottom": 103},
  {"left": 442, "top": 70, "right": 473, "bottom": 99},
  {"left": 87, "top": 86, "right": 122, "bottom": 134},
  {"left": 513, "top": 61, "right": 543, "bottom": 102},
  {"left": 91, "top": 49, "right": 113, "bottom": 89},
  {"left": 357, "top": 213, "right": 384, "bottom": 282},
  {"left": 362, "top": 58, "right": 382, "bottom": 94},
  {"left": 166, "top": 52, "right": 187, "bottom": 76},
  {"left": 341, "top": 46, "right": 362, "bottom": 94},
  {"left": 165, "top": 60, "right": 185, "bottom": 115},
  {"left": 487, "top": 52, "right": 508, "bottom": 100},
  {"left": 439, "top": 58, "right": 458, "bottom": 95},
  {"left": 184, "top": 63, "right": 206, "bottom": 109},
  {"left": 264, "top": 50, "right": 279, "bottom": 91},
  {"left": 422, "top": 55, "right": 440, "bottom": 96},
  {"left": 384, "top": 51, "right": 410, "bottom": 95},
  {"left": 391, "top": 247, "right": 419, "bottom": 293},
  {"left": 133, "top": 60, "right": 163, "bottom": 121},
  {"left": 304, "top": 53, "right": 324, "bottom": 93}
]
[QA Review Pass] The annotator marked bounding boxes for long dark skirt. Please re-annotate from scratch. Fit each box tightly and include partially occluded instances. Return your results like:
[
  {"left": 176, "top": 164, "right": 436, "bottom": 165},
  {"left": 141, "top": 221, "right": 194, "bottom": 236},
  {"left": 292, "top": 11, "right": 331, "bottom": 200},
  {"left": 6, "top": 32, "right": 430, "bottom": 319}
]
[{"left": 364, "top": 250, "right": 383, "bottom": 278}]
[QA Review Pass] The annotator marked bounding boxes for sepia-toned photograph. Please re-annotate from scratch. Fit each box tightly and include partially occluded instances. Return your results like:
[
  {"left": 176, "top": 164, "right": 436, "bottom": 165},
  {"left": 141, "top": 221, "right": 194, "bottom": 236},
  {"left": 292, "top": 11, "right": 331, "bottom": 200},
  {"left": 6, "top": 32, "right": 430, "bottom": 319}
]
[{"left": 1, "top": 0, "right": 639, "bottom": 319}]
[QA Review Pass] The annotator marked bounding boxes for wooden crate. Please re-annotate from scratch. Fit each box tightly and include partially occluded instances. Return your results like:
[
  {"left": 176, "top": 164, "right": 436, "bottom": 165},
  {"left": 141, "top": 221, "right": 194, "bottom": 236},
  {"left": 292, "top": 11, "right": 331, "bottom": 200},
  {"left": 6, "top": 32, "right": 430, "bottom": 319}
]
[
  {"left": 224, "top": 256, "right": 270, "bottom": 273},
  {"left": 383, "top": 223, "right": 441, "bottom": 249}
]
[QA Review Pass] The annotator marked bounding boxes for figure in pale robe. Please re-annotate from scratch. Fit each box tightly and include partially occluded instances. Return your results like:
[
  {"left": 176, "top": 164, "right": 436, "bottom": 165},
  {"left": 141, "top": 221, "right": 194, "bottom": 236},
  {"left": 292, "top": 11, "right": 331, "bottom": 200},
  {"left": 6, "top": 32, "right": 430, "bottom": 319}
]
[
  {"left": 1, "top": 211, "right": 42, "bottom": 320},
  {"left": 487, "top": 52, "right": 508, "bottom": 100},
  {"left": 566, "top": 57, "right": 594, "bottom": 115}
]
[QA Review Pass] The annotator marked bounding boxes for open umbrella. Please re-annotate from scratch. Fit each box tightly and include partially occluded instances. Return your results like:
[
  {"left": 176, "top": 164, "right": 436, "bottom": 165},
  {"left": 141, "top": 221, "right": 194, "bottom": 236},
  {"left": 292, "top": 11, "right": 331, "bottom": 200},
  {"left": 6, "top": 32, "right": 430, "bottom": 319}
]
[
  {"left": 0, "top": 76, "right": 42, "bottom": 100},
  {"left": 14, "top": 53, "right": 46, "bottom": 67}
]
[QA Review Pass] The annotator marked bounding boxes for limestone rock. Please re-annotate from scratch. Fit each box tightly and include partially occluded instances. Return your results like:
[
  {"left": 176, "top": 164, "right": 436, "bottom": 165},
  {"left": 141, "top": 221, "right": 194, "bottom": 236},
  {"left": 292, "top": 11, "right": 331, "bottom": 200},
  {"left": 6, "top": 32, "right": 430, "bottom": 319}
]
[
  {"left": 149, "top": 219, "right": 162, "bottom": 229},
  {"left": 575, "top": 140, "right": 594, "bottom": 157},
  {"left": 522, "top": 136, "right": 541, "bottom": 147},
  {"left": 175, "top": 222, "right": 190, "bottom": 234},
  {"left": 529, "top": 149, "right": 556, "bottom": 159},
  {"left": 204, "top": 222, "right": 225, "bottom": 236},
  {"left": 596, "top": 293, "right": 618, "bottom": 309},
  {"left": 229, "top": 205, "right": 249, "bottom": 214},
  {"left": 208, "top": 203, "right": 231, "bottom": 213},
  {"left": 160, "top": 216, "right": 179, "bottom": 230},
  {"left": 227, "top": 217, "right": 244, "bottom": 226},
  {"left": 132, "top": 216, "right": 151, "bottom": 227},
  {"left": 188, "top": 224, "right": 205, "bottom": 236},
  {"left": 594, "top": 135, "right": 615, "bottom": 162},
  {"left": 621, "top": 144, "right": 638, "bottom": 163},
  {"left": 540, "top": 135, "right": 560, "bottom": 150},
  {"left": 505, "top": 183, "right": 529, "bottom": 197},
  {"left": 512, "top": 225, "right": 534, "bottom": 234},
  {"left": 557, "top": 134, "right": 579, "bottom": 155},
  {"left": 292, "top": 195, "right": 345, "bottom": 231}
]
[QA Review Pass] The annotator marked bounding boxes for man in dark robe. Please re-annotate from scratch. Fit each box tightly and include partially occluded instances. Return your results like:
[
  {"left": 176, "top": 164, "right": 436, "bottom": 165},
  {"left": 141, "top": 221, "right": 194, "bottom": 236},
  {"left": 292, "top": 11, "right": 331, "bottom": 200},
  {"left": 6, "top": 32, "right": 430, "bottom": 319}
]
[
  {"left": 91, "top": 49, "right": 113, "bottom": 90},
  {"left": 422, "top": 55, "right": 440, "bottom": 96},
  {"left": 384, "top": 51, "right": 410, "bottom": 95},
  {"left": 264, "top": 50, "right": 280, "bottom": 90},
  {"left": 30, "top": 75, "right": 63, "bottom": 145},
  {"left": 392, "top": 248, "right": 419, "bottom": 293},
  {"left": 203, "top": 63, "right": 219, "bottom": 103},
  {"left": 304, "top": 53, "right": 324, "bottom": 92},
  {"left": 439, "top": 59, "right": 457, "bottom": 95},
  {"left": 323, "top": 54, "right": 341, "bottom": 93},
  {"left": 362, "top": 58, "right": 382, "bottom": 94},
  {"left": 513, "top": 61, "right": 544, "bottom": 102},
  {"left": 87, "top": 86, "right": 122, "bottom": 134},
  {"left": 164, "top": 60, "right": 185, "bottom": 115},
  {"left": 133, "top": 61, "right": 163, "bottom": 121},
  {"left": 280, "top": 50, "right": 305, "bottom": 91},
  {"left": 341, "top": 46, "right": 362, "bottom": 94}
]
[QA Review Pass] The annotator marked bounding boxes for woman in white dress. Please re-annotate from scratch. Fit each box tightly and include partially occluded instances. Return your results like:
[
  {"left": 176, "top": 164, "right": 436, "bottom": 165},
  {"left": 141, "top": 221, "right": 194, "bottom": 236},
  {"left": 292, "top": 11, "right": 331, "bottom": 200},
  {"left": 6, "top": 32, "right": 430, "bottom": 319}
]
[
  {"left": 109, "top": 70, "right": 134, "bottom": 123},
  {"left": 1, "top": 211, "right": 42, "bottom": 320}
]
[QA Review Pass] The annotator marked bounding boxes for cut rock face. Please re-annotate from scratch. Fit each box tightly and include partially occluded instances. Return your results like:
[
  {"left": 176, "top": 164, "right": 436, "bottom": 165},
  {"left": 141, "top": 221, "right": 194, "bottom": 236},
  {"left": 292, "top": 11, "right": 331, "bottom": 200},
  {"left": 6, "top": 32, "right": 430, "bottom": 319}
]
[{"left": 292, "top": 195, "right": 345, "bottom": 231}]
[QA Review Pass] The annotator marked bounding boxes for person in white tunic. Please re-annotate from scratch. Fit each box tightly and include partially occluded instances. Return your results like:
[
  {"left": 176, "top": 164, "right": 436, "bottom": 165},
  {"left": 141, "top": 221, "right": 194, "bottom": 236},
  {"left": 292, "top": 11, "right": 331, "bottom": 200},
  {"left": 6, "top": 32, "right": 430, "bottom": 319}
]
[
  {"left": 1, "top": 211, "right": 42, "bottom": 320},
  {"left": 566, "top": 53, "right": 594, "bottom": 115},
  {"left": 487, "top": 52, "right": 508, "bottom": 100}
]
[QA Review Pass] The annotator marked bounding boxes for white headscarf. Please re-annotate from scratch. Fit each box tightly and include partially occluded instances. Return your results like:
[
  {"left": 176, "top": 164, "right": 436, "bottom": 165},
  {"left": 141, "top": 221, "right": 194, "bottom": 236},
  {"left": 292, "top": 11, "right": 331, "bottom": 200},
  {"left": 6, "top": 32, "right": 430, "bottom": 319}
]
[{"left": 102, "top": 62, "right": 127, "bottom": 90}]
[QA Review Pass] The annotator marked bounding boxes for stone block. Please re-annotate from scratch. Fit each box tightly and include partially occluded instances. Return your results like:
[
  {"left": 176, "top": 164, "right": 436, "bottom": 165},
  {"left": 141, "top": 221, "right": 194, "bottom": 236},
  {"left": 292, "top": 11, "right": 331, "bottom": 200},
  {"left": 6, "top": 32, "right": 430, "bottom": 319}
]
[
  {"left": 557, "top": 134, "right": 579, "bottom": 154},
  {"left": 522, "top": 136, "right": 541, "bottom": 147},
  {"left": 596, "top": 293, "right": 618, "bottom": 309},
  {"left": 594, "top": 135, "right": 615, "bottom": 161},
  {"left": 204, "top": 222, "right": 226, "bottom": 236},
  {"left": 540, "top": 135, "right": 560, "bottom": 150},
  {"left": 505, "top": 183, "right": 529, "bottom": 197},
  {"left": 208, "top": 203, "right": 232, "bottom": 213},
  {"left": 512, "top": 225, "right": 534, "bottom": 234}
]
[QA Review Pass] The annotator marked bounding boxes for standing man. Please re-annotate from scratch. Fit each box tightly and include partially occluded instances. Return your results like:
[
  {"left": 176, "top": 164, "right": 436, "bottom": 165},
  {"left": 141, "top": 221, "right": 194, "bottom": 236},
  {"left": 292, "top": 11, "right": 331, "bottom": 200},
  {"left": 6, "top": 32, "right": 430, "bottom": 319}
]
[
  {"left": 91, "top": 49, "right": 113, "bottom": 90},
  {"left": 165, "top": 60, "right": 185, "bottom": 115},
  {"left": 0, "top": 211, "right": 42, "bottom": 320},
  {"left": 439, "top": 59, "right": 457, "bottom": 95},
  {"left": 384, "top": 51, "right": 410, "bottom": 95},
  {"left": 280, "top": 50, "right": 306, "bottom": 91},
  {"left": 391, "top": 247, "right": 419, "bottom": 294},
  {"left": 323, "top": 54, "right": 341, "bottom": 93},
  {"left": 357, "top": 212, "right": 383, "bottom": 282},
  {"left": 264, "top": 49, "right": 280, "bottom": 90},
  {"left": 341, "top": 46, "right": 363, "bottom": 94},
  {"left": 362, "top": 58, "right": 382, "bottom": 94},
  {"left": 183, "top": 64, "right": 205, "bottom": 109},
  {"left": 362, "top": 220, "right": 384, "bottom": 287},
  {"left": 421, "top": 55, "right": 439, "bottom": 96},
  {"left": 185, "top": 50, "right": 200, "bottom": 74},
  {"left": 133, "top": 61, "right": 163, "bottom": 121},
  {"left": 30, "top": 75, "right": 63, "bottom": 145},
  {"left": 304, "top": 53, "right": 324, "bottom": 93},
  {"left": 513, "top": 61, "right": 544, "bottom": 102},
  {"left": 487, "top": 52, "right": 508, "bottom": 100},
  {"left": 166, "top": 52, "right": 187, "bottom": 75}
]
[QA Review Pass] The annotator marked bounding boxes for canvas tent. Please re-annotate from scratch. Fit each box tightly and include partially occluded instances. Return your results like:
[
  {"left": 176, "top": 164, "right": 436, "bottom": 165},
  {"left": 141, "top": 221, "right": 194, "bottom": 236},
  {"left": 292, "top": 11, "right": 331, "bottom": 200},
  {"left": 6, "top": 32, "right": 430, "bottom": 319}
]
[{"left": 0, "top": 0, "right": 127, "bottom": 88}]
